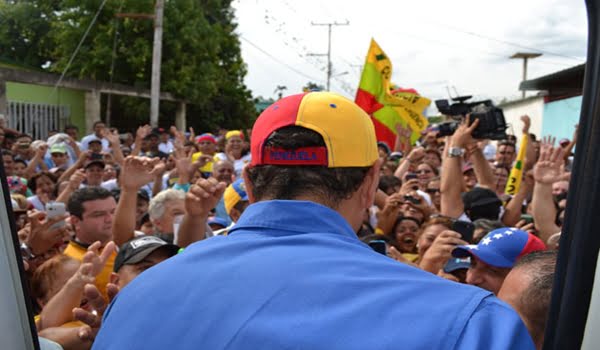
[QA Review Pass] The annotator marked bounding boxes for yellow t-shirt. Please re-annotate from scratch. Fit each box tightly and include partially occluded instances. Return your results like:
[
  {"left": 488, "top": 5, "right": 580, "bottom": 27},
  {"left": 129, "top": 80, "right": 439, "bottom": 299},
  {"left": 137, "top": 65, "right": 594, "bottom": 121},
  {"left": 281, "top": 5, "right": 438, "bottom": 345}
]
[
  {"left": 191, "top": 152, "right": 219, "bottom": 173},
  {"left": 63, "top": 241, "right": 116, "bottom": 300}
]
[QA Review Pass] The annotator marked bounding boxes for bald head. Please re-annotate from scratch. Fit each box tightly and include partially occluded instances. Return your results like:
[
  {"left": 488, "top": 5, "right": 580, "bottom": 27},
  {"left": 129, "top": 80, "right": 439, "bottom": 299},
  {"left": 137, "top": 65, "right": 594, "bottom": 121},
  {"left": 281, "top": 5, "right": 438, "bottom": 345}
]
[{"left": 212, "top": 160, "right": 234, "bottom": 185}]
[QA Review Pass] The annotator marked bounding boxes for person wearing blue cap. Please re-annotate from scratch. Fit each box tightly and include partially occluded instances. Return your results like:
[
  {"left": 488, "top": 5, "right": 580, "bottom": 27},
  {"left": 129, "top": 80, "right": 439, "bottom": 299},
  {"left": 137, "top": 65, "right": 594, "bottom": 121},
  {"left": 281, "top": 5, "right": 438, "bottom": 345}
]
[
  {"left": 453, "top": 227, "right": 546, "bottom": 294},
  {"left": 94, "top": 93, "right": 535, "bottom": 350}
]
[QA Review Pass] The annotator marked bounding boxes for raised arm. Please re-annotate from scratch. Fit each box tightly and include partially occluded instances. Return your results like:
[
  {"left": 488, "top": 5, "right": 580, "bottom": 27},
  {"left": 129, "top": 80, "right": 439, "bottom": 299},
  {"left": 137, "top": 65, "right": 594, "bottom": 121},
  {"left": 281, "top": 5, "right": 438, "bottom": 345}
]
[
  {"left": 37, "top": 241, "right": 115, "bottom": 330},
  {"left": 103, "top": 129, "right": 124, "bottom": 166},
  {"left": 131, "top": 125, "right": 151, "bottom": 156},
  {"left": 177, "top": 177, "right": 227, "bottom": 247},
  {"left": 394, "top": 147, "right": 424, "bottom": 181},
  {"left": 441, "top": 118, "right": 479, "bottom": 218},
  {"left": 23, "top": 145, "right": 48, "bottom": 179},
  {"left": 56, "top": 169, "right": 86, "bottom": 204},
  {"left": 531, "top": 143, "right": 567, "bottom": 242},
  {"left": 58, "top": 151, "right": 88, "bottom": 184},
  {"left": 112, "top": 157, "right": 161, "bottom": 246},
  {"left": 467, "top": 144, "right": 496, "bottom": 190}
]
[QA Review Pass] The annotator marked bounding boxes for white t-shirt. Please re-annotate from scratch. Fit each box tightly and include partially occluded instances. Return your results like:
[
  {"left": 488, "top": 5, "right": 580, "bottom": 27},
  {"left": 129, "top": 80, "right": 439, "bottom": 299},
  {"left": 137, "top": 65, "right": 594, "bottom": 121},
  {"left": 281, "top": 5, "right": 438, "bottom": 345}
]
[{"left": 159, "top": 141, "right": 174, "bottom": 155}]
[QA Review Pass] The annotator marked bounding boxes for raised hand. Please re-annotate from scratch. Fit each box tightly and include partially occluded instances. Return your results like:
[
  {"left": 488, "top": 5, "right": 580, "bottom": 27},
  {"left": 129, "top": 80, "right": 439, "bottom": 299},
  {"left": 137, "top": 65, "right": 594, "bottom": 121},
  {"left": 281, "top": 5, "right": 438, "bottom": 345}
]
[
  {"left": 521, "top": 115, "right": 531, "bottom": 134},
  {"left": 120, "top": 156, "right": 163, "bottom": 191},
  {"left": 102, "top": 129, "right": 120, "bottom": 147},
  {"left": 533, "top": 144, "right": 569, "bottom": 185},
  {"left": 185, "top": 177, "right": 227, "bottom": 217},
  {"left": 23, "top": 210, "right": 68, "bottom": 255},
  {"left": 419, "top": 230, "right": 468, "bottom": 273},
  {"left": 450, "top": 115, "right": 479, "bottom": 148},
  {"left": 83, "top": 241, "right": 116, "bottom": 277},
  {"left": 136, "top": 125, "right": 152, "bottom": 141},
  {"left": 406, "top": 147, "right": 425, "bottom": 163}
]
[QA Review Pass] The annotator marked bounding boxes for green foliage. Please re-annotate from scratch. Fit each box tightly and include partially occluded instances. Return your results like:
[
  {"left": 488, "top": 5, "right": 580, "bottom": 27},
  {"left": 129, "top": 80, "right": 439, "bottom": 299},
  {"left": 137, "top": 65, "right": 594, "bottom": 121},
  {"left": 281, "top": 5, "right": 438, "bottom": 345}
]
[{"left": 0, "top": 0, "right": 256, "bottom": 131}]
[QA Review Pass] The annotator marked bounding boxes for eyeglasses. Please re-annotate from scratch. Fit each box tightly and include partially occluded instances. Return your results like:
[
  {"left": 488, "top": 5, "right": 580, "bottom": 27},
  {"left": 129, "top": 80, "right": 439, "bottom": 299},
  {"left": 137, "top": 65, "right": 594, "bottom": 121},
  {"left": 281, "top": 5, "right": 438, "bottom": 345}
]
[{"left": 426, "top": 188, "right": 440, "bottom": 194}]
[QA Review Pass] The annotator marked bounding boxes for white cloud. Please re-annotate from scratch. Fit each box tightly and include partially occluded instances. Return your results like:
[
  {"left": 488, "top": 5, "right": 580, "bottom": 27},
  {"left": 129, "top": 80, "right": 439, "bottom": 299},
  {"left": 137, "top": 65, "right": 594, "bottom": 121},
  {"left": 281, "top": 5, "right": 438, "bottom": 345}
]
[{"left": 233, "top": 0, "right": 587, "bottom": 107}]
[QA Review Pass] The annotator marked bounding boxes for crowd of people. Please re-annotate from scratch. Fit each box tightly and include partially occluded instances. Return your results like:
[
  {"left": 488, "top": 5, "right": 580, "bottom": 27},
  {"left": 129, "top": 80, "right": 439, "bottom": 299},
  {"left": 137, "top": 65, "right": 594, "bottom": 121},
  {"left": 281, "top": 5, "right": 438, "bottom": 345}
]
[{"left": 3, "top": 90, "right": 576, "bottom": 349}]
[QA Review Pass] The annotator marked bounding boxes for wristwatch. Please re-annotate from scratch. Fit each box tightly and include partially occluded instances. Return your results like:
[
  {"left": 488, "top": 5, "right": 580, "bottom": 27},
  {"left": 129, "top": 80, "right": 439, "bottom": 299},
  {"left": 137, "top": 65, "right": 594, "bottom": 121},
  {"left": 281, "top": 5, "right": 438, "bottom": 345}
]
[
  {"left": 20, "top": 242, "right": 35, "bottom": 261},
  {"left": 448, "top": 147, "right": 466, "bottom": 158}
]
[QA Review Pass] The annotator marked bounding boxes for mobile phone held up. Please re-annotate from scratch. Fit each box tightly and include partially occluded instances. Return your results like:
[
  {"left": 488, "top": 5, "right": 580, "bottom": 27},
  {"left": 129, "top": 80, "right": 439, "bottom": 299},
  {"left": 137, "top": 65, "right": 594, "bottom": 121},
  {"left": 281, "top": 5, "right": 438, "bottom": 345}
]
[
  {"left": 45, "top": 202, "right": 67, "bottom": 230},
  {"left": 368, "top": 240, "right": 387, "bottom": 255},
  {"left": 451, "top": 220, "right": 475, "bottom": 243}
]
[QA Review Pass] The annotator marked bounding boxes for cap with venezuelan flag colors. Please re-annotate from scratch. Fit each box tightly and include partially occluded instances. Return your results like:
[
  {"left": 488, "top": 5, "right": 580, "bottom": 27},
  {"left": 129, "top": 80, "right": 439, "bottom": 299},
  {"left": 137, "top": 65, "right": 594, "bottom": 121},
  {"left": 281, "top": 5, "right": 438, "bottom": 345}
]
[
  {"left": 452, "top": 227, "right": 546, "bottom": 268},
  {"left": 250, "top": 92, "right": 378, "bottom": 168},
  {"left": 224, "top": 179, "right": 249, "bottom": 215}
]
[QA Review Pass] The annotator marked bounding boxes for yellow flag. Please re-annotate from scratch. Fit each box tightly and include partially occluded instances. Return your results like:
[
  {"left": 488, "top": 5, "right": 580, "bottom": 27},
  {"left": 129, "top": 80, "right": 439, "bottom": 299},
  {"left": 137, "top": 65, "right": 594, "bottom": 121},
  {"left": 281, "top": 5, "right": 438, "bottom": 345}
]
[{"left": 505, "top": 136, "right": 528, "bottom": 195}]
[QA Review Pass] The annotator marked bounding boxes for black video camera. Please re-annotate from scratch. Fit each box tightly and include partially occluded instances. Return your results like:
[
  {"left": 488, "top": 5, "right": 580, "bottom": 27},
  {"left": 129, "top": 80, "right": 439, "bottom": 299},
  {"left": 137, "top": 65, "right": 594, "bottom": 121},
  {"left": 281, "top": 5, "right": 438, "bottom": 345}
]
[{"left": 431, "top": 96, "right": 508, "bottom": 140}]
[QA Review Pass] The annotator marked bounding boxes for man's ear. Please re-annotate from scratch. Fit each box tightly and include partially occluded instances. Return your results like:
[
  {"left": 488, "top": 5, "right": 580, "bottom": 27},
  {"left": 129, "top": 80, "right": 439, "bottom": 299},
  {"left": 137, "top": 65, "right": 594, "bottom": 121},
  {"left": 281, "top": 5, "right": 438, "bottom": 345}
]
[
  {"left": 242, "top": 167, "right": 256, "bottom": 203},
  {"left": 360, "top": 158, "right": 384, "bottom": 209},
  {"left": 109, "top": 272, "right": 120, "bottom": 286}
]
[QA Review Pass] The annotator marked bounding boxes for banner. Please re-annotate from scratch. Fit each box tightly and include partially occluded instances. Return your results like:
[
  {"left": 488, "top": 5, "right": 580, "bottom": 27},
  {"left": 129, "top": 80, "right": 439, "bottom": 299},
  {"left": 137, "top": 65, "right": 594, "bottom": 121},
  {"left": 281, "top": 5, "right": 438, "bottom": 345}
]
[
  {"left": 505, "top": 135, "right": 528, "bottom": 195},
  {"left": 355, "top": 39, "right": 430, "bottom": 150}
]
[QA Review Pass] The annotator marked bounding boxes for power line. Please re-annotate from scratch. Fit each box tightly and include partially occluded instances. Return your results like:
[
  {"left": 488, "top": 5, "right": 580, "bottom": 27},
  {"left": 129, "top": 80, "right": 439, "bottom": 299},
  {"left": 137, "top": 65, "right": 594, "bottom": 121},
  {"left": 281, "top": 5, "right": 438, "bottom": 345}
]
[
  {"left": 50, "top": 0, "right": 110, "bottom": 100},
  {"left": 436, "top": 22, "right": 584, "bottom": 61},
  {"left": 240, "top": 36, "right": 324, "bottom": 83}
]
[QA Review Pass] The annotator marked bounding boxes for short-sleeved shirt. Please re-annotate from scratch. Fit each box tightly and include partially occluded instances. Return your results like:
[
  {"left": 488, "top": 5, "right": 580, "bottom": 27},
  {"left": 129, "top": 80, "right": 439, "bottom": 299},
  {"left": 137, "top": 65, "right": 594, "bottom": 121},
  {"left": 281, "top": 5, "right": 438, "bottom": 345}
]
[{"left": 94, "top": 200, "right": 534, "bottom": 350}]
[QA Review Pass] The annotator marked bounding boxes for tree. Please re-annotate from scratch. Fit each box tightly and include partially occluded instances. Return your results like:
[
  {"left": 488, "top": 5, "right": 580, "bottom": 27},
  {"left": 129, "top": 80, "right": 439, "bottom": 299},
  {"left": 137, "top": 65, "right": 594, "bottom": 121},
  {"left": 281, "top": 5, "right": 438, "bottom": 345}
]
[
  {"left": 0, "top": 0, "right": 256, "bottom": 131},
  {"left": 0, "top": 1, "right": 58, "bottom": 68},
  {"left": 302, "top": 82, "right": 325, "bottom": 92}
]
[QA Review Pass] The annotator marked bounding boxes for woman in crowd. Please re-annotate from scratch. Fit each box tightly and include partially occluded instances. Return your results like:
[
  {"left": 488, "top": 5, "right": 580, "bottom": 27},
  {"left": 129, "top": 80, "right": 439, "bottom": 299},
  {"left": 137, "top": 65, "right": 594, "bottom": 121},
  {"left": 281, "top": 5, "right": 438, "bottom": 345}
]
[{"left": 27, "top": 172, "right": 58, "bottom": 211}]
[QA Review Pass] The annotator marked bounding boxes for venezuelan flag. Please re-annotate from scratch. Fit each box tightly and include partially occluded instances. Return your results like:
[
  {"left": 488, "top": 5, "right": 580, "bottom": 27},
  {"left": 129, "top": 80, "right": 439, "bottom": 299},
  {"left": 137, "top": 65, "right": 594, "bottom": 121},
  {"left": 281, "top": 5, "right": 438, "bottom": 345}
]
[{"left": 355, "top": 39, "right": 430, "bottom": 149}]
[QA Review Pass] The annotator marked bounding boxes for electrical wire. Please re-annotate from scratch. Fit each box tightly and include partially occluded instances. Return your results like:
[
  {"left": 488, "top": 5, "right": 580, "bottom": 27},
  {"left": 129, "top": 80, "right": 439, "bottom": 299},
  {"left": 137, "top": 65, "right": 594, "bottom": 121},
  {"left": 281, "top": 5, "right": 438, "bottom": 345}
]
[
  {"left": 240, "top": 36, "right": 325, "bottom": 83},
  {"left": 49, "top": 0, "right": 110, "bottom": 99}
]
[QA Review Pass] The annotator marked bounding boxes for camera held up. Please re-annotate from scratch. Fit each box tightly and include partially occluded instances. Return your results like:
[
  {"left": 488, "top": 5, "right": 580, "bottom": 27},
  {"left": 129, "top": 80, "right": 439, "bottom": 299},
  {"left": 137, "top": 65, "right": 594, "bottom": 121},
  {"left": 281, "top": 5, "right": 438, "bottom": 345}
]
[{"left": 429, "top": 96, "right": 508, "bottom": 140}]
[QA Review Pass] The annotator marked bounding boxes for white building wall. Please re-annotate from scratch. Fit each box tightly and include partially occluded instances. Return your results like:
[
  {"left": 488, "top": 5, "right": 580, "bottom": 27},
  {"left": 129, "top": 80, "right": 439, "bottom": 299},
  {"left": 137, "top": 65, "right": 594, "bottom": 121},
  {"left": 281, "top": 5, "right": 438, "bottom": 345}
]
[{"left": 500, "top": 96, "right": 545, "bottom": 144}]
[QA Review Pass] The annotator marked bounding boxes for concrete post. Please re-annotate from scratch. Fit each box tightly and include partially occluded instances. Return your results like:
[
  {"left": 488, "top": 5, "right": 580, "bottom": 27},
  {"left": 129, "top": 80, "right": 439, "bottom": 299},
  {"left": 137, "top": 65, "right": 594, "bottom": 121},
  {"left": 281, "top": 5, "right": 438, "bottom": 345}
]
[
  {"left": 84, "top": 90, "right": 101, "bottom": 133},
  {"left": 175, "top": 101, "right": 186, "bottom": 132}
]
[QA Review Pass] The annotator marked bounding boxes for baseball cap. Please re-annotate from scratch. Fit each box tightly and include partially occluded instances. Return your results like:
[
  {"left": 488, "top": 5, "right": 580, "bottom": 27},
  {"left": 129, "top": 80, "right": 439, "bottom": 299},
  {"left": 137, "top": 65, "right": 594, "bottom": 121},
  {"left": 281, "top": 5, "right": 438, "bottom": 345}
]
[
  {"left": 195, "top": 133, "right": 217, "bottom": 144},
  {"left": 443, "top": 257, "right": 471, "bottom": 273},
  {"left": 88, "top": 138, "right": 102, "bottom": 144},
  {"left": 250, "top": 92, "right": 378, "bottom": 167},
  {"left": 389, "top": 151, "right": 403, "bottom": 160},
  {"left": 224, "top": 179, "right": 248, "bottom": 215},
  {"left": 50, "top": 144, "right": 68, "bottom": 154},
  {"left": 462, "top": 187, "right": 502, "bottom": 210},
  {"left": 452, "top": 227, "right": 546, "bottom": 268},
  {"left": 377, "top": 141, "right": 391, "bottom": 155},
  {"left": 84, "top": 159, "right": 105, "bottom": 169},
  {"left": 114, "top": 236, "right": 179, "bottom": 272},
  {"left": 208, "top": 217, "right": 228, "bottom": 229}
]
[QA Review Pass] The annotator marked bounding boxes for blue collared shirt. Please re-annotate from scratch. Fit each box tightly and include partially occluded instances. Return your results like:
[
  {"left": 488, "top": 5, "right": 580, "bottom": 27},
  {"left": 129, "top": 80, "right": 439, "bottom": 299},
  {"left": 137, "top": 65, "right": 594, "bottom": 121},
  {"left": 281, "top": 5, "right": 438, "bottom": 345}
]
[{"left": 94, "top": 200, "right": 534, "bottom": 350}]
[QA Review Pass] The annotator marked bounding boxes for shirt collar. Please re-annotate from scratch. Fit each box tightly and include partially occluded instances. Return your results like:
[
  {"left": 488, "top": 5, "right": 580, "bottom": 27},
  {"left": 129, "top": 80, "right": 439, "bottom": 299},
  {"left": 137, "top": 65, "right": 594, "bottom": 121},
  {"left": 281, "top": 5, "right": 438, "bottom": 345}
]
[{"left": 228, "top": 200, "right": 358, "bottom": 240}]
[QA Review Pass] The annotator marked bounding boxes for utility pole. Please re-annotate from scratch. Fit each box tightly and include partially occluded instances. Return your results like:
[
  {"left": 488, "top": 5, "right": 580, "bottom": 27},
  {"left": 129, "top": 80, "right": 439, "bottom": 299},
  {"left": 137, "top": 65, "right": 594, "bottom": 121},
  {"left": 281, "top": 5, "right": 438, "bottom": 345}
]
[
  {"left": 308, "top": 21, "right": 349, "bottom": 91},
  {"left": 510, "top": 52, "right": 542, "bottom": 99},
  {"left": 115, "top": 1, "right": 163, "bottom": 127},
  {"left": 150, "top": 0, "right": 164, "bottom": 127}
]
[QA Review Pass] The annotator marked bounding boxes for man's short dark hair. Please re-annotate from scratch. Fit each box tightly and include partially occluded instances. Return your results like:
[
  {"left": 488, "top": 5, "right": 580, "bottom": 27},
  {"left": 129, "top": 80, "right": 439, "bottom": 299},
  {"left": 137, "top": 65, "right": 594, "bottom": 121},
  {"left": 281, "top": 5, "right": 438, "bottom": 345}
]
[
  {"left": 378, "top": 175, "right": 401, "bottom": 194},
  {"left": 64, "top": 124, "right": 79, "bottom": 132},
  {"left": 2, "top": 149, "right": 14, "bottom": 158},
  {"left": 68, "top": 187, "right": 113, "bottom": 218},
  {"left": 515, "top": 250, "right": 557, "bottom": 346},
  {"left": 93, "top": 121, "right": 105, "bottom": 128},
  {"left": 245, "top": 126, "right": 371, "bottom": 209}
]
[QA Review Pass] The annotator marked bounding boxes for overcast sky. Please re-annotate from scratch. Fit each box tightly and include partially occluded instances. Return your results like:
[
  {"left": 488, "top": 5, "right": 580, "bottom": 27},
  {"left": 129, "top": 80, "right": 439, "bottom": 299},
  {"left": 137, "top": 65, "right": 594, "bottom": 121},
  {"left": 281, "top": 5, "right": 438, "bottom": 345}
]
[{"left": 232, "top": 0, "right": 587, "bottom": 110}]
